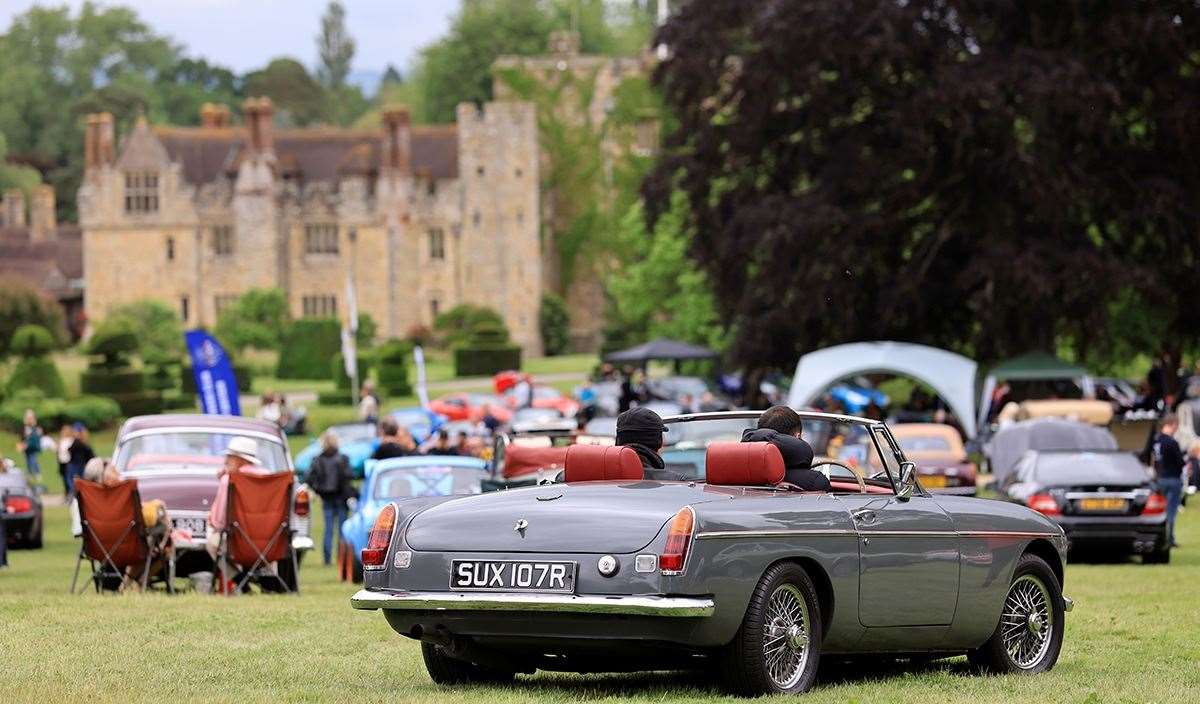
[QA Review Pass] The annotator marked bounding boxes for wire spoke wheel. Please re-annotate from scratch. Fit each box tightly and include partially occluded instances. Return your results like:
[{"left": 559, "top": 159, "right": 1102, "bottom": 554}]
[
  {"left": 1000, "top": 574, "right": 1053, "bottom": 669},
  {"left": 762, "top": 583, "right": 811, "bottom": 689}
]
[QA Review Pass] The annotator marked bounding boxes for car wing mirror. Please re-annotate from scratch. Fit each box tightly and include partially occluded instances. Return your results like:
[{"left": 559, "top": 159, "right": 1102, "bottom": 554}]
[{"left": 897, "top": 461, "right": 917, "bottom": 501}]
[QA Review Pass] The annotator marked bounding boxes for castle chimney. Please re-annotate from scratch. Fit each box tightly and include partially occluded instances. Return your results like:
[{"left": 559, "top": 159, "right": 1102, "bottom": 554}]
[
  {"left": 200, "top": 102, "right": 232, "bottom": 128},
  {"left": 30, "top": 184, "right": 57, "bottom": 242},
  {"left": 96, "top": 112, "right": 116, "bottom": 166},
  {"left": 242, "top": 97, "right": 275, "bottom": 154},
  {"left": 381, "top": 105, "right": 411, "bottom": 172},
  {"left": 3, "top": 188, "right": 26, "bottom": 228}
]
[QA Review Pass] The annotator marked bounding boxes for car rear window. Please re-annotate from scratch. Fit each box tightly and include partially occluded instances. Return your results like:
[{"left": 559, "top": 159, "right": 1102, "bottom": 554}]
[
  {"left": 374, "top": 466, "right": 482, "bottom": 498},
  {"left": 1034, "top": 452, "right": 1149, "bottom": 485},
  {"left": 897, "top": 436, "right": 952, "bottom": 452},
  {"left": 115, "top": 432, "right": 289, "bottom": 472}
]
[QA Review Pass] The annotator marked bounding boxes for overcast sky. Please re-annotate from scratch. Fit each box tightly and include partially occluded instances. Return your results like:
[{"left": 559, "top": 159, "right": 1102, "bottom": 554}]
[{"left": 0, "top": 0, "right": 460, "bottom": 75}]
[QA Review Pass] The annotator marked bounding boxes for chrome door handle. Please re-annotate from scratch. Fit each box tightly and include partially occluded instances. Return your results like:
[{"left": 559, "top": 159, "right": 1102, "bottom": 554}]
[{"left": 852, "top": 509, "right": 877, "bottom": 524}]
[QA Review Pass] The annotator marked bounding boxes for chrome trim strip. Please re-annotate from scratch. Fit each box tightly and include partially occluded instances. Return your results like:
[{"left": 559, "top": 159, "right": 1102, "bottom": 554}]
[
  {"left": 696, "top": 529, "right": 1058, "bottom": 540},
  {"left": 119, "top": 426, "right": 288, "bottom": 446},
  {"left": 1064, "top": 492, "right": 1139, "bottom": 500},
  {"left": 349, "top": 589, "right": 715, "bottom": 617},
  {"left": 696, "top": 529, "right": 856, "bottom": 540}
]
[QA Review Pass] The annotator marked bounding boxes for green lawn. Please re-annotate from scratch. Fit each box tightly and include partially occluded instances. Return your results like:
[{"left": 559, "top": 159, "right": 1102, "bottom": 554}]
[{"left": 2, "top": 499, "right": 1198, "bottom": 703}]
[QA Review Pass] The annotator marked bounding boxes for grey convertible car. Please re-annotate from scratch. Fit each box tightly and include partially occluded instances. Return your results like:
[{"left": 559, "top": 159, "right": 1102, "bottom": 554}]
[{"left": 351, "top": 411, "right": 1072, "bottom": 695}]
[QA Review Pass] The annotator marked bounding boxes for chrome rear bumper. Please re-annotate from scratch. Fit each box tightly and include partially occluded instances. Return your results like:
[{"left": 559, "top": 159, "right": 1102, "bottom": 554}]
[{"left": 351, "top": 589, "right": 715, "bottom": 617}]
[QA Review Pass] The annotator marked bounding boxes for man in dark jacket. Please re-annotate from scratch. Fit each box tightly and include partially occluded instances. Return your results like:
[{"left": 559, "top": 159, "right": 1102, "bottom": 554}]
[
  {"left": 307, "top": 431, "right": 355, "bottom": 565},
  {"left": 1153, "top": 413, "right": 1186, "bottom": 547},
  {"left": 615, "top": 407, "right": 679, "bottom": 480},
  {"left": 371, "top": 419, "right": 412, "bottom": 460},
  {"left": 743, "top": 405, "right": 831, "bottom": 491}
]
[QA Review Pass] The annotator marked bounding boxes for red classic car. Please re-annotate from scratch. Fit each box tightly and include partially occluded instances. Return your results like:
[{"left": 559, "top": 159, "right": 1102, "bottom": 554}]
[
  {"left": 888, "top": 423, "right": 978, "bottom": 495},
  {"left": 428, "top": 393, "right": 512, "bottom": 424},
  {"left": 112, "top": 415, "right": 313, "bottom": 586}
]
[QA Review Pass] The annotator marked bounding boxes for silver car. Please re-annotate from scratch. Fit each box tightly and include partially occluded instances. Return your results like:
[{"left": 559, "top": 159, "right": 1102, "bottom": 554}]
[{"left": 352, "top": 411, "right": 1072, "bottom": 695}]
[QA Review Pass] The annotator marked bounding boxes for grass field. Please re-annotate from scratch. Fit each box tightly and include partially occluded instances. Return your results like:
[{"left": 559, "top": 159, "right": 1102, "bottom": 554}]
[{"left": 2, "top": 499, "right": 1199, "bottom": 703}]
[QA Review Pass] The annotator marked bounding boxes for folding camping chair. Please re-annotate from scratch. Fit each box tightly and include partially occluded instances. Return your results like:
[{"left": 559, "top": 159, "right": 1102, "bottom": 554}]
[
  {"left": 71, "top": 479, "right": 174, "bottom": 594},
  {"left": 215, "top": 471, "right": 298, "bottom": 595}
]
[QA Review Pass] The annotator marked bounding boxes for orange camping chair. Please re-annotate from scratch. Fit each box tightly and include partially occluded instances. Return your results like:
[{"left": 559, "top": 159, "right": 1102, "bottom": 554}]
[
  {"left": 217, "top": 471, "right": 298, "bottom": 595},
  {"left": 71, "top": 479, "right": 171, "bottom": 594}
]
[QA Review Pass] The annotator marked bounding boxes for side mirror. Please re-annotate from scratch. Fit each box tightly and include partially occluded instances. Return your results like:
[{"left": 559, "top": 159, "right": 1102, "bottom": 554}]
[{"left": 896, "top": 461, "right": 917, "bottom": 501}]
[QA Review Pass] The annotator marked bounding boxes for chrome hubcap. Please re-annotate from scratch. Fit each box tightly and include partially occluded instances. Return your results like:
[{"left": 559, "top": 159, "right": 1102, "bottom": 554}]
[
  {"left": 1001, "top": 574, "right": 1053, "bottom": 669},
  {"left": 763, "top": 584, "right": 810, "bottom": 689}
]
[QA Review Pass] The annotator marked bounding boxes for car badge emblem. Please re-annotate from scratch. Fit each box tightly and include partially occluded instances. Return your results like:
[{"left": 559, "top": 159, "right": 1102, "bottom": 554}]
[
  {"left": 514, "top": 519, "right": 529, "bottom": 536},
  {"left": 536, "top": 493, "right": 563, "bottom": 501}
]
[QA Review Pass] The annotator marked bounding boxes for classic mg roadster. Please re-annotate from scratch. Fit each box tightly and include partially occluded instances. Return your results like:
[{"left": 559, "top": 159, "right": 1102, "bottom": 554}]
[{"left": 351, "top": 411, "right": 1072, "bottom": 695}]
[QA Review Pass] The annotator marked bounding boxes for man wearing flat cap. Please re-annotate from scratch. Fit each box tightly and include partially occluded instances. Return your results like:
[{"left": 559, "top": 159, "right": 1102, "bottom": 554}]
[{"left": 615, "top": 407, "right": 674, "bottom": 479}]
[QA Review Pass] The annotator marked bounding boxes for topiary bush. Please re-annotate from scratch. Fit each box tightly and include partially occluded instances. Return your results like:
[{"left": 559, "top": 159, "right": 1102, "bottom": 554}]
[
  {"left": 6, "top": 324, "right": 65, "bottom": 397},
  {"left": 0, "top": 280, "right": 66, "bottom": 359},
  {"left": 0, "top": 389, "right": 121, "bottom": 432},
  {"left": 80, "top": 319, "right": 162, "bottom": 415},
  {"left": 434, "top": 304, "right": 506, "bottom": 349},
  {"left": 275, "top": 318, "right": 342, "bottom": 379},
  {"left": 453, "top": 320, "right": 521, "bottom": 377},
  {"left": 375, "top": 339, "right": 413, "bottom": 396},
  {"left": 539, "top": 293, "right": 570, "bottom": 356}
]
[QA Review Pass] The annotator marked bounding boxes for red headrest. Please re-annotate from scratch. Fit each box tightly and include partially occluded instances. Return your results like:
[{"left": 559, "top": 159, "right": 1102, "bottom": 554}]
[
  {"left": 705, "top": 442, "right": 785, "bottom": 486},
  {"left": 564, "top": 444, "right": 644, "bottom": 482}
]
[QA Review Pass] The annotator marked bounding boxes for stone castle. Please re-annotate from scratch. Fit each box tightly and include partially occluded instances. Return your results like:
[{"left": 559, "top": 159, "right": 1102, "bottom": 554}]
[
  {"left": 79, "top": 98, "right": 543, "bottom": 354},
  {"left": 78, "top": 29, "right": 660, "bottom": 355}
]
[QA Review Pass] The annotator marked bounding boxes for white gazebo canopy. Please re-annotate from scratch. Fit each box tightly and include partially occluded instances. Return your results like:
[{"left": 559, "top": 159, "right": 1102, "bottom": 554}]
[{"left": 787, "top": 341, "right": 980, "bottom": 438}]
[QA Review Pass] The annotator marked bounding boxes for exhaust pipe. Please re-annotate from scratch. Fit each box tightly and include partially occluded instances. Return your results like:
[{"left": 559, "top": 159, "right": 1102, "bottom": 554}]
[{"left": 414, "top": 624, "right": 535, "bottom": 674}]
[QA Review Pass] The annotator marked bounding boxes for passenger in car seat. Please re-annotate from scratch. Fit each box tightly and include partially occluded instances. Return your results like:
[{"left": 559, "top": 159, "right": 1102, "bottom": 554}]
[
  {"left": 742, "top": 406, "right": 832, "bottom": 491},
  {"left": 615, "top": 407, "right": 684, "bottom": 481}
]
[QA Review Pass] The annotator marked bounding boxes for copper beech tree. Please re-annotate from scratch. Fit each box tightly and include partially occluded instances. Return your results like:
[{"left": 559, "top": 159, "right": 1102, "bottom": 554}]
[{"left": 645, "top": 1, "right": 1200, "bottom": 389}]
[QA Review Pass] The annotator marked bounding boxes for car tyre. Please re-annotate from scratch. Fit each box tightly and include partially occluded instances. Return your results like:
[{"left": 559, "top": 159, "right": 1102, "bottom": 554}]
[
  {"left": 969, "top": 553, "right": 1064, "bottom": 674},
  {"left": 718, "top": 562, "right": 822, "bottom": 696},
  {"left": 421, "top": 642, "right": 515, "bottom": 685}
]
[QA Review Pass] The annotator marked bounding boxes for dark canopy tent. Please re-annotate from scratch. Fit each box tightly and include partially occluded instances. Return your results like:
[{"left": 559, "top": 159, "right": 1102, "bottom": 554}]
[{"left": 604, "top": 338, "right": 718, "bottom": 366}]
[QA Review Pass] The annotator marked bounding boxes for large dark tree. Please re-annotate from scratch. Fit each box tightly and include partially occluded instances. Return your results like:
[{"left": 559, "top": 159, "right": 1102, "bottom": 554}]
[{"left": 646, "top": 1, "right": 1200, "bottom": 386}]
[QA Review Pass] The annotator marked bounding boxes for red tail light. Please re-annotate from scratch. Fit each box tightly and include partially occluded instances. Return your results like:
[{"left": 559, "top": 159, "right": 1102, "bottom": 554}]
[
  {"left": 1143, "top": 493, "right": 1167, "bottom": 516},
  {"left": 294, "top": 487, "right": 310, "bottom": 517},
  {"left": 660, "top": 506, "right": 695, "bottom": 574},
  {"left": 1027, "top": 494, "right": 1061, "bottom": 516},
  {"left": 4, "top": 495, "right": 33, "bottom": 514},
  {"left": 361, "top": 503, "right": 397, "bottom": 569}
]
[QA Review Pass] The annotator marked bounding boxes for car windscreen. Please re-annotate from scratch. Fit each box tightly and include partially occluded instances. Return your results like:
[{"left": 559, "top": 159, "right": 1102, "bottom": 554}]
[
  {"left": 664, "top": 417, "right": 756, "bottom": 448},
  {"left": 896, "top": 435, "right": 952, "bottom": 453},
  {"left": 374, "top": 465, "right": 483, "bottom": 498},
  {"left": 332, "top": 423, "right": 376, "bottom": 443},
  {"left": 1034, "top": 452, "right": 1149, "bottom": 486},
  {"left": 115, "top": 432, "right": 289, "bottom": 472}
]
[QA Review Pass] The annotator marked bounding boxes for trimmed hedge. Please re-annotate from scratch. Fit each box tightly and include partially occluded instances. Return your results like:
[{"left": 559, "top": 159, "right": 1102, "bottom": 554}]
[
  {"left": 332, "top": 353, "right": 373, "bottom": 390},
  {"left": 376, "top": 339, "right": 412, "bottom": 396},
  {"left": 454, "top": 346, "right": 522, "bottom": 377},
  {"left": 0, "top": 391, "right": 122, "bottom": 432},
  {"left": 276, "top": 318, "right": 341, "bottom": 379},
  {"left": 316, "top": 389, "right": 356, "bottom": 405},
  {"left": 81, "top": 368, "right": 145, "bottom": 395},
  {"left": 7, "top": 357, "right": 65, "bottom": 398},
  {"left": 180, "top": 362, "right": 254, "bottom": 393}
]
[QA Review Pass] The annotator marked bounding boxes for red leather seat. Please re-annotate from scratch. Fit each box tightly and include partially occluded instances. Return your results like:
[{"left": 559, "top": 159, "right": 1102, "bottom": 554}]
[
  {"left": 563, "top": 444, "right": 644, "bottom": 482},
  {"left": 705, "top": 442, "right": 785, "bottom": 486}
]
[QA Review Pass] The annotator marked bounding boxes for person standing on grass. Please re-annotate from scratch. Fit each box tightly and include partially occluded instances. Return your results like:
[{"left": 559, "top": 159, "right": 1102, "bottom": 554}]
[
  {"left": 1153, "top": 413, "right": 1186, "bottom": 548},
  {"left": 57, "top": 424, "right": 74, "bottom": 499},
  {"left": 17, "top": 409, "right": 43, "bottom": 482},
  {"left": 66, "top": 422, "right": 94, "bottom": 498},
  {"left": 305, "top": 431, "right": 354, "bottom": 566}
]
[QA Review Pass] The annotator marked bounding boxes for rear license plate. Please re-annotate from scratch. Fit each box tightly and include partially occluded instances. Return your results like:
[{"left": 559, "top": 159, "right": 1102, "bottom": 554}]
[
  {"left": 173, "top": 516, "right": 206, "bottom": 537},
  {"left": 450, "top": 560, "right": 576, "bottom": 593},
  {"left": 921, "top": 474, "right": 948, "bottom": 488},
  {"left": 1078, "top": 498, "right": 1128, "bottom": 512}
]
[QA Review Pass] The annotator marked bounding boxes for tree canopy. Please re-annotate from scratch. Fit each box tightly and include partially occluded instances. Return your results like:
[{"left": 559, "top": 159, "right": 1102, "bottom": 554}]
[{"left": 646, "top": 1, "right": 1200, "bottom": 385}]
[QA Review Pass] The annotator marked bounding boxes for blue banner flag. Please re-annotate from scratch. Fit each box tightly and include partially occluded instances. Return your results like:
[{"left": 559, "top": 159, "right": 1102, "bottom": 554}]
[{"left": 184, "top": 329, "right": 241, "bottom": 416}]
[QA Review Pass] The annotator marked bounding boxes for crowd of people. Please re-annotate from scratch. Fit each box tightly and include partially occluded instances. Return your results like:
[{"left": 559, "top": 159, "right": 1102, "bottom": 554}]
[{"left": 16, "top": 409, "right": 96, "bottom": 499}]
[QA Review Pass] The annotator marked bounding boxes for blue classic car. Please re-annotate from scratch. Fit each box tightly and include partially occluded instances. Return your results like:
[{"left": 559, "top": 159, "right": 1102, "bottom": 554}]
[
  {"left": 352, "top": 411, "right": 1072, "bottom": 695},
  {"left": 297, "top": 409, "right": 445, "bottom": 480},
  {"left": 338, "top": 455, "right": 488, "bottom": 582}
]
